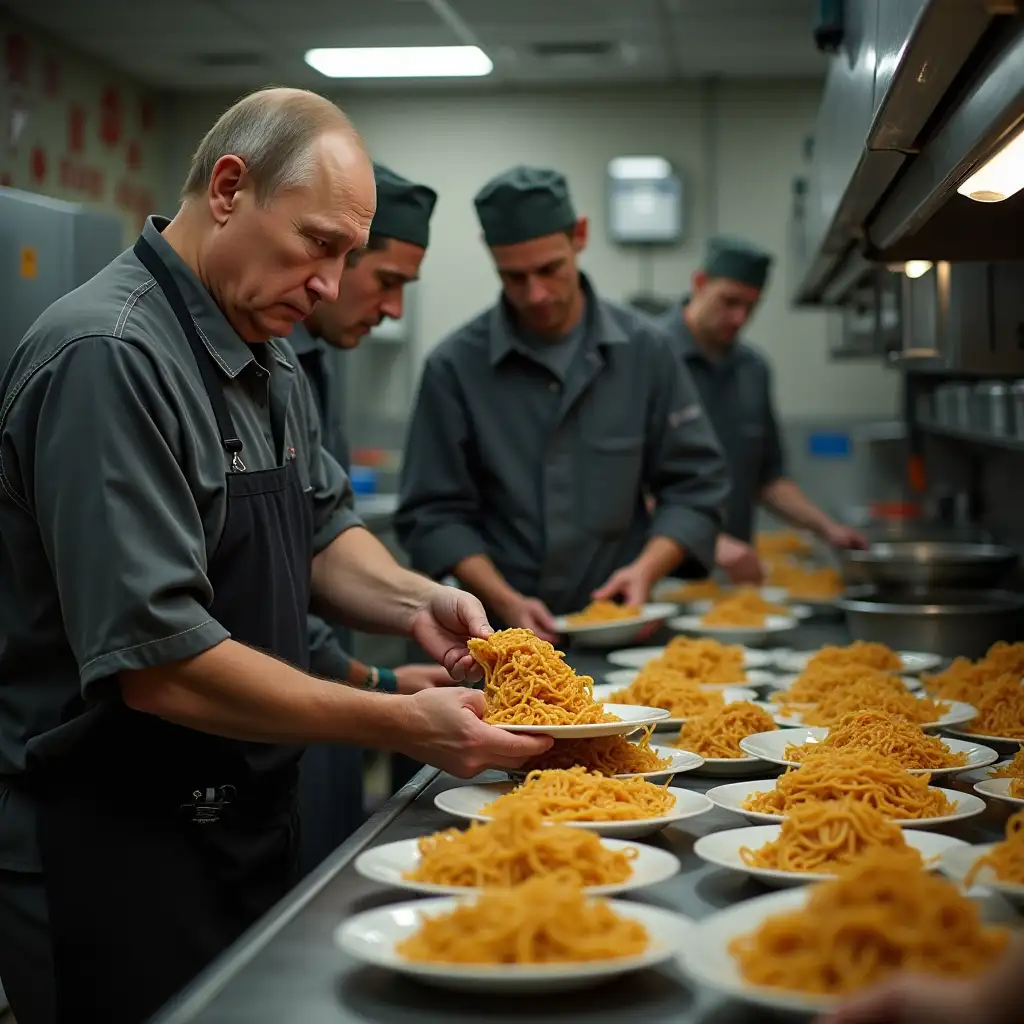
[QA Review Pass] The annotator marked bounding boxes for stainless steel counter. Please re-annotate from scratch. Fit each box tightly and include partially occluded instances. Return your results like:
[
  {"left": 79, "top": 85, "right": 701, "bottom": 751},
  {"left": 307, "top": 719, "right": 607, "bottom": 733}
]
[{"left": 151, "top": 619, "right": 1013, "bottom": 1024}]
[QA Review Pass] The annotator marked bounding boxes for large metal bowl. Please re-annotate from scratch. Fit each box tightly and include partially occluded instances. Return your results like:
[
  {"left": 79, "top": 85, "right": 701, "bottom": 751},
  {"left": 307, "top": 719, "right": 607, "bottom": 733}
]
[
  {"left": 840, "top": 541, "right": 1017, "bottom": 589},
  {"left": 837, "top": 587, "right": 1024, "bottom": 659}
]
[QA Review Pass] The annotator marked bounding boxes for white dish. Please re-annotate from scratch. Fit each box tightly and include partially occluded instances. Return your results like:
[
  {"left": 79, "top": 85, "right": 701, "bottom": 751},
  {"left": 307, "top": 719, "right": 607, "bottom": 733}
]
[
  {"left": 773, "top": 648, "right": 942, "bottom": 674},
  {"left": 353, "top": 835, "right": 682, "bottom": 897},
  {"left": 941, "top": 843, "right": 1024, "bottom": 907},
  {"left": 554, "top": 602, "right": 678, "bottom": 649},
  {"left": 973, "top": 776, "right": 1024, "bottom": 808},
  {"left": 606, "top": 645, "right": 775, "bottom": 670},
  {"left": 693, "top": 823, "right": 969, "bottom": 889},
  {"left": 600, "top": 668, "right": 776, "bottom": 691},
  {"left": 738, "top": 728, "right": 999, "bottom": 778},
  {"left": 336, "top": 896, "right": 691, "bottom": 994},
  {"left": 493, "top": 702, "right": 670, "bottom": 738},
  {"left": 771, "top": 700, "right": 978, "bottom": 732},
  {"left": 504, "top": 745, "right": 705, "bottom": 781},
  {"left": 668, "top": 614, "right": 798, "bottom": 647},
  {"left": 764, "top": 672, "right": 922, "bottom": 693},
  {"left": 944, "top": 727, "right": 1024, "bottom": 753},
  {"left": 434, "top": 783, "right": 713, "bottom": 839},
  {"left": 591, "top": 684, "right": 760, "bottom": 731},
  {"left": 705, "top": 778, "right": 987, "bottom": 829},
  {"left": 684, "top": 754, "right": 779, "bottom": 778}
]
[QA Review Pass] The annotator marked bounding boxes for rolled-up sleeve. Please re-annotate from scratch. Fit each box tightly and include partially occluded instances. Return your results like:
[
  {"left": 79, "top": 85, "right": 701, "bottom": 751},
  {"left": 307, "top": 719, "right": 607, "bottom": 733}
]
[
  {"left": 758, "top": 364, "right": 786, "bottom": 489},
  {"left": 644, "top": 337, "right": 730, "bottom": 571},
  {"left": 395, "top": 356, "right": 488, "bottom": 579},
  {"left": 297, "top": 368, "right": 362, "bottom": 553},
  {"left": 2, "top": 335, "right": 228, "bottom": 691}
]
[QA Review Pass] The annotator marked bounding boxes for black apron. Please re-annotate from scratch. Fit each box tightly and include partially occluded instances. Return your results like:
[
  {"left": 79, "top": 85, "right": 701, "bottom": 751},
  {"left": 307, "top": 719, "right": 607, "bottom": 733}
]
[{"left": 33, "top": 235, "right": 314, "bottom": 1024}]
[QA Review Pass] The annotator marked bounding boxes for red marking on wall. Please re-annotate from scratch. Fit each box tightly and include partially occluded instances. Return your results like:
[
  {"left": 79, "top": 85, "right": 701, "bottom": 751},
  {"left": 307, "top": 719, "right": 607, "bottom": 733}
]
[
  {"left": 125, "top": 139, "right": 142, "bottom": 171},
  {"left": 68, "top": 103, "right": 86, "bottom": 153},
  {"left": 99, "top": 86, "right": 122, "bottom": 146},
  {"left": 59, "top": 158, "right": 104, "bottom": 200},
  {"left": 30, "top": 146, "right": 47, "bottom": 183}
]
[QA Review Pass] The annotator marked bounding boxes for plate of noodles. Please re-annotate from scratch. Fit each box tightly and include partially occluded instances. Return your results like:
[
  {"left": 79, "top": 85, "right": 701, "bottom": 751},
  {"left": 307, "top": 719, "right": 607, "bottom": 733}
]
[
  {"left": 770, "top": 698, "right": 977, "bottom": 732},
  {"left": 668, "top": 613, "right": 798, "bottom": 647},
  {"left": 704, "top": 750, "right": 987, "bottom": 828},
  {"left": 335, "top": 872, "right": 692, "bottom": 994},
  {"left": 653, "top": 580, "right": 790, "bottom": 611},
  {"left": 433, "top": 767, "right": 714, "bottom": 838},
  {"left": 692, "top": 806, "right": 969, "bottom": 888},
  {"left": 601, "top": 668, "right": 775, "bottom": 691},
  {"left": 592, "top": 682, "right": 761, "bottom": 730},
  {"left": 738, "top": 719, "right": 999, "bottom": 778},
  {"left": 765, "top": 671, "right": 923, "bottom": 695},
  {"left": 940, "top": 809, "right": 1024, "bottom": 907},
  {"left": 682, "top": 847, "right": 1011, "bottom": 1014},
  {"left": 495, "top": 702, "right": 670, "bottom": 738},
  {"left": 503, "top": 735, "right": 705, "bottom": 780},
  {"left": 773, "top": 645, "right": 942, "bottom": 675},
  {"left": 973, "top": 777, "right": 1024, "bottom": 809},
  {"left": 606, "top": 643, "right": 775, "bottom": 671},
  {"left": 668, "top": 700, "right": 783, "bottom": 777},
  {"left": 353, "top": 808, "right": 682, "bottom": 897},
  {"left": 553, "top": 601, "right": 678, "bottom": 648}
]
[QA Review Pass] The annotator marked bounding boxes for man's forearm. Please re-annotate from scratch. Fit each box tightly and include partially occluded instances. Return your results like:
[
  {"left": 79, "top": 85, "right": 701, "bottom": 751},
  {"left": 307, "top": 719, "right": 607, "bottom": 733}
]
[
  {"left": 760, "top": 478, "right": 835, "bottom": 536},
  {"left": 311, "top": 526, "right": 437, "bottom": 636},
  {"left": 634, "top": 535, "right": 686, "bottom": 582},
  {"left": 453, "top": 553, "right": 519, "bottom": 614},
  {"left": 120, "top": 639, "right": 409, "bottom": 746}
]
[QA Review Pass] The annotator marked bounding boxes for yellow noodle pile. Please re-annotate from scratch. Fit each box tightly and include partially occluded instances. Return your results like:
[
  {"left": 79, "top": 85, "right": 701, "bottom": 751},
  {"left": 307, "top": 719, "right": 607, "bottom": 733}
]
[
  {"left": 710, "top": 587, "right": 788, "bottom": 616},
  {"left": 785, "top": 710, "right": 968, "bottom": 771},
  {"left": 743, "top": 749, "right": 956, "bottom": 820},
  {"left": 661, "top": 578, "right": 721, "bottom": 602},
  {"left": 806, "top": 641, "right": 902, "bottom": 674},
  {"left": 565, "top": 600, "right": 641, "bottom": 626},
  {"left": 730, "top": 847, "right": 1009, "bottom": 996},
  {"left": 755, "top": 530, "right": 813, "bottom": 558},
  {"left": 965, "top": 809, "right": 1024, "bottom": 887},
  {"left": 658, "top": 636, "right": 747, "bottom": 684},
  {"left": 799, "top": 678, "right": 949, "bottom": 728},
  {"left": 397, "top": 870, "right": 649, "bottom": 965},
  {"left": 406, "top": 803, "right": 637, "bottom": 889},
  {"left": 739, "top": 797, "right": 922, "bottom": 874},
  {"left": 924, "top": 642, "right": 1024, "bottom": 703},
  {"left": 481, "top": 766, "right": 675, "bottom": 822},
  {"left": 700, "top": 595, "right": 768, "bottom": 628},
  {"left": 609, "top": 662, "right": 726, "bottom": 718},
  {"left": 674, "top": 701, "right": 777, "bottom": 759},
  {"left": 771, "top": 664, "right": 904, "bottom": 706},
  {"left": 470, "top": 628, "right": 617, "bottom": 727},
  {"left": 962, "top": 675, "right": 1024, "bottom": 739},
  {"left": 518, "top": 729, "right": 671, "bottom": 776},
  {"left": 765, "top": 563, "right": 842, "bottom": 599},
  {"left": 991, "top": 746, "right": 1024, "bottom": 779}
]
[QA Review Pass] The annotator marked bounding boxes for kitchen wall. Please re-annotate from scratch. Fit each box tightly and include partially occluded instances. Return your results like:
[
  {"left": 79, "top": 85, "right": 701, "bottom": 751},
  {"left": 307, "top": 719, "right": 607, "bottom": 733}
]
[
  {"left": 0, "top": 11, "right": 165, "bottom": 241},
  {"left": 162, "top": 82, "right": 900, "bottom": 422}
]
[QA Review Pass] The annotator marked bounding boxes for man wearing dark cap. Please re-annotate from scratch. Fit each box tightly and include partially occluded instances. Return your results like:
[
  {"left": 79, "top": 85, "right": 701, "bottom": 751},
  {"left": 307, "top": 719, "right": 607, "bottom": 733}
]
[
  {"left": 657, "top": 235, "right": 867, "bottom": 583},
  {"left": 396, "top": 166, "right": 729, "bottom": 638},
  {"left": 290, "top": 163, "right": 450, "bottom": 871}
]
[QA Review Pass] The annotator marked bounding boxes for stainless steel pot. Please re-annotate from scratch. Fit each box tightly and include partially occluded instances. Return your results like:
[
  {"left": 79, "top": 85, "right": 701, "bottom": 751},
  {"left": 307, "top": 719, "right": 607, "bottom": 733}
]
[
  {"left": 840, "top": 541, "right": 1016, "bottom": 589},
  {"left": 838, "top": 587, "right": 1024, "bottom": 659}
]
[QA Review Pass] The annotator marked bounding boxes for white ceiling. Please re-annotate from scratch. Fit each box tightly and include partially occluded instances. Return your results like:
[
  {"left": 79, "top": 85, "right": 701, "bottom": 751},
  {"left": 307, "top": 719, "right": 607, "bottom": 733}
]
[{"left": 1, "top": 0, "right": 826, "bottom": 92}]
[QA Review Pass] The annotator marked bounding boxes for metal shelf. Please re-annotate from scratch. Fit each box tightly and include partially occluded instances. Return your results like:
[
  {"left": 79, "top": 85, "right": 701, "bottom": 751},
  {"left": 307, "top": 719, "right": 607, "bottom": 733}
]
[{"left": 919, "top": 419, "right": 1024, "bottom": 453}]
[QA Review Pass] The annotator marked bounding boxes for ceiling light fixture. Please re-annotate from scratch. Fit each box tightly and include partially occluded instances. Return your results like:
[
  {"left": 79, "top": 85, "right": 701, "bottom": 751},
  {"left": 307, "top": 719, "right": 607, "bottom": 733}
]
[
  {"left": 903, "top": 260, "right": 933, "bottom": 279},
  {"left": 304, "top": 46, "right": 493, "bottom": 79},
  {"left": 956, "top": 126, "right": 1024, "bottom": 203}
]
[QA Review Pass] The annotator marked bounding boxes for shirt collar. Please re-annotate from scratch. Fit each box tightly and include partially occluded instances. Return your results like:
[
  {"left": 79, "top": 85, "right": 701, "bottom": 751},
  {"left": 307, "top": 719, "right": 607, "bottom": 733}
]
[
  {"left": 142, "top": 216, "right": 260, "bottom": 379},
  {"left": 488, "top": 272, "right": 628, "bottom": 367},
  {"left": 287, "top": 321, "right": 322, "bottom": 358}
]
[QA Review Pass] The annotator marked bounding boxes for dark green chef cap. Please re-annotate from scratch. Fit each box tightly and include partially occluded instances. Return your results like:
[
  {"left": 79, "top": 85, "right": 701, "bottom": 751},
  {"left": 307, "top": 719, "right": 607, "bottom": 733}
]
[
  {"left": 370, "top": 163, "right": 437, "bottom": 249},
  {"left": 701, "top": 235, "right": 774, "bottom": 289},
  {"left": 474, "top": 166, "right": 577, "bottom": 246}
]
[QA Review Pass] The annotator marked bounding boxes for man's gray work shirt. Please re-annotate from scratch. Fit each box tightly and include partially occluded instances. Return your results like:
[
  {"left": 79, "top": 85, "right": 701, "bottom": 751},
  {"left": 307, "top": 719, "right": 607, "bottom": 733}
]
[
  {"left": 395, "top": 275, "right": 729, "bottom": 617},
  {"left": 0, "top": 215, "right": 361, "bottom": 870}
]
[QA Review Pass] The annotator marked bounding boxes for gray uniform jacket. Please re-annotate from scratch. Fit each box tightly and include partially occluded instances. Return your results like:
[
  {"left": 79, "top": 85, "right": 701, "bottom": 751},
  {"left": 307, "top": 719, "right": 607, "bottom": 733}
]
[
  {"left": 395, "top": 276, "right": 729, "bottom": 616},
  {"left": 656, "top": 303, "right": 785, "bottom": 543},
  {"left": 0, "top": 216, "right": 361, "bottom": 871}
]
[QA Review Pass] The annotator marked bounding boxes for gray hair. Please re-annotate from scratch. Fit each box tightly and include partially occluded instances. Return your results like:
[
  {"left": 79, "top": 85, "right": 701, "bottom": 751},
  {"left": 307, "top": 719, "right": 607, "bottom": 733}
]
[{"left": 181, "top": 87, "right": 362, "bottom": 205}]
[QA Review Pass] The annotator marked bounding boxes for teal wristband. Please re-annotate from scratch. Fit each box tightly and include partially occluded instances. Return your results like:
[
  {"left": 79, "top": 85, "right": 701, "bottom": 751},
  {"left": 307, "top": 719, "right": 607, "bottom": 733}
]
[{"left": 376, "top": 667, "right": 399, "bottom": 693}]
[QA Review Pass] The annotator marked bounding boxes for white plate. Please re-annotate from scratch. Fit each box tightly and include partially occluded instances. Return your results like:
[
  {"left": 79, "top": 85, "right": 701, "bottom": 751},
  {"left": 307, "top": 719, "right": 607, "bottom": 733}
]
[
  {"left": 705, "top": 778, "right": 987, "bottom": 829},
  {"left": 693, "top": 823, "right": 969, "bottom": 888},
  {"left": 592, "top": 684, "right": 760, "bottom": 731},
  {"left": 944, "top": 727, "right": 1024, "bottom": 753},
  {"left": 336, "top": 896, "right": 691, "bottom": 994},
  {"left": 668, "top": 614, "right": 798, "bottom": 647},
  {"left": 504, "top": 745, "right": 705, "bottom": 781},
  {"left": 773, "top": 648, "right": 942, "bottom": 674},
  {"left": 606, "top": 646, "right": 776, "bottom": 670},
  {"left": 353, "top": 835, "right": 682, "bottom": 897},
  {"left": 738, "top": 728, "right": 999, "bottom": 778},
  {"left": 771, "top": 700, "right": 978, "bottom": 732},
  {"left": 601, "top": 668, "right": 776, "bottom": 691},
  {"left": 973, "top": 776, "right": 1024, "bottom": 808},
  {"left": 764, "top": 672, "right": 922, "bottom": 694},
  {"left": 684, "top": 754, "right": 779, "bottom": 778},
  {"left": 941, "top": 843, "right": 1024, "bottom": 907},
  {"left": 493, "top": 702, "right": 670, "bottom": 738},
  {"left": 553, "top": 602, "right": 678, "bottom": 649},
  {"left": 434, "top": 783, "right": 713, "bottom": 839}
]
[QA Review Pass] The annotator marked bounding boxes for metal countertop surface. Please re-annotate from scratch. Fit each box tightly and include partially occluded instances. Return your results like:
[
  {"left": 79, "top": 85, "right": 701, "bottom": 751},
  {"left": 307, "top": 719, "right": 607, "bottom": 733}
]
[{"left": 151, "top": 617, "right": 1016, "bottom": 1024}]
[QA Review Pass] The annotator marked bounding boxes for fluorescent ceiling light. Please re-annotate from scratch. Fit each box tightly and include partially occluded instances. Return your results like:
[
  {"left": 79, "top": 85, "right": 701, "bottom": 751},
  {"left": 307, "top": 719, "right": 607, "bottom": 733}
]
[
  {"left": 608, "top": 156, "right": 672, "bottom": 180},
  {"left": 903, "top": 260, "right": 933, "bottom": 279},
  {"left": 957, "top": 127, "right": 1024, "bottom": 203},
  {"left": 305, "top": 46, "right": 492, "bottom": 79}
]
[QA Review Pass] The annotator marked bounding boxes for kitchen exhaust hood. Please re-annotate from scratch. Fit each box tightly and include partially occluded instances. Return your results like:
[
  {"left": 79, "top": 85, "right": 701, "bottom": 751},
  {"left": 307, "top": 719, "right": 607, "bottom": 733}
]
[{"left": 793, "top": 0, "right": 1024, "bottom": 307}]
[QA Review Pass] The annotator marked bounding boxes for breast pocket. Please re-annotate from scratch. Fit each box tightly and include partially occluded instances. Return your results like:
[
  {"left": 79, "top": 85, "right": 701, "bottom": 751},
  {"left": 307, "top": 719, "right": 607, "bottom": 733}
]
[{"left": 582, "top": 436, "right": 644, "bottom": 536}]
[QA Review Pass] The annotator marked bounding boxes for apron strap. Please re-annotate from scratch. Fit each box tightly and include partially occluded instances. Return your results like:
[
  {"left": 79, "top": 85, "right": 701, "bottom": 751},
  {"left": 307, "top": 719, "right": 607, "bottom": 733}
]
[{"left": 133, "top": 236, "right": 244, "bottom": 466}]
